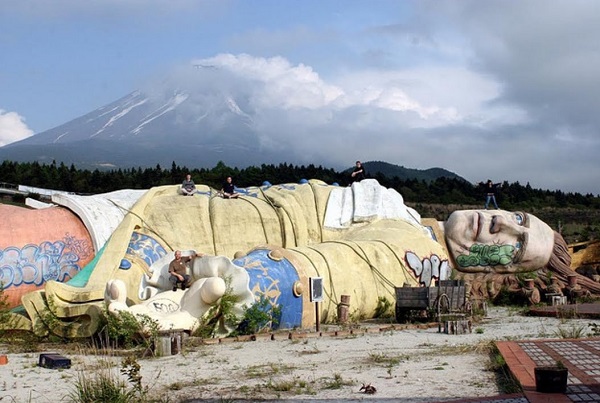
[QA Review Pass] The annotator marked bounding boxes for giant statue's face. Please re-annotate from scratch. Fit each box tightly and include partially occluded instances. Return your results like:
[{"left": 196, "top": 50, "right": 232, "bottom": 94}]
[{"left": 444, "top": 210, "right": 555, "bottom": 273}]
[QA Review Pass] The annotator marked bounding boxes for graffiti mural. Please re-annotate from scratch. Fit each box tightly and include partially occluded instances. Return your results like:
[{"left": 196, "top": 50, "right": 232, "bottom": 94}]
[
  {"left": 0, "top": 234, "right": 93, "bottom": 289},
  {"left": 405, "top": 251, "right": 450, "bottom": 286},
  {"left": 455, "top": 244, "right": 516, "bottom": 267}
]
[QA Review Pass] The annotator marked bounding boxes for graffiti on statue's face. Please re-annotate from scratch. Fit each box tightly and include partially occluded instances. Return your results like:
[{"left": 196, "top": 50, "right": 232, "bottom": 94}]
[
  {"left": 0, "top": 234, "right": 93, "bottom": 288},
  {"left": 455, "top": 244, "right": 515, "bottom": 267},
  {"left": 405, "top": 252, "right": 450, "bottom": 286}
]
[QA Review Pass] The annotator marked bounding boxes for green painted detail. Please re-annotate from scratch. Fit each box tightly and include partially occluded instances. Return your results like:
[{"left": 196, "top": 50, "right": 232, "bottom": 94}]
[
  {"left": 67, "top": 244, "right": 106, "bottom": 287},
  {"left": 456, "top": 244, "right": 515, "bottom": 267}
]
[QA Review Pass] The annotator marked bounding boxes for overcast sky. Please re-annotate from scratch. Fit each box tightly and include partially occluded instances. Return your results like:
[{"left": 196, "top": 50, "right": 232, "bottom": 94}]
[{"left": 1, "top": 0, "right": 599, "bottom": 195}]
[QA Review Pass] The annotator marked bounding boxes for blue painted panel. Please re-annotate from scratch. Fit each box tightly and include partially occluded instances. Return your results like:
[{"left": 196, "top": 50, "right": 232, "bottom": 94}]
[
  {"left": 126, "top": 232, "right": 167, "bottom": 267},
  {"left": 234, "top": 249, "right": 303, "bottom": 329}
]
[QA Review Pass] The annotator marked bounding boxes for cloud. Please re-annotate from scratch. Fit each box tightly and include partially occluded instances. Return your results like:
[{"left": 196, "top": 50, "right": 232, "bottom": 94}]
[
  {"left": 0, "top": 110, "right": 34, "bottom": 147},
  {"left": 149, "top": 51, "right": 597, "bottom": 194},
  {"left": 4, "top": 0, "right": 598, "bottom": 195},
  {"left": 421, "top": 0, "right": 600, "bottom": 138}
]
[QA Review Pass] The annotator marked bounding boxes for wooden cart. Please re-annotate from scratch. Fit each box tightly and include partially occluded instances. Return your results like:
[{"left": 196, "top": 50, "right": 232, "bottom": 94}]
[{"left": 394, "top": 280, "right": 472, "bottom": 333}]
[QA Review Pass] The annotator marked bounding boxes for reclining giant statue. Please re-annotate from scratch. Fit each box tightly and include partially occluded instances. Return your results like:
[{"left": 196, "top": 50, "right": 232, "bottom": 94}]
[{"left": 1, "top": 179, "right": 598, "bottom": 338}]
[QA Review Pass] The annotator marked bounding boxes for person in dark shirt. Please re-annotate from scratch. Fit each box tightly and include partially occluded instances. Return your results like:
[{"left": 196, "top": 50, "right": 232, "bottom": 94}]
[
  {"left": 221, "top": 176, "right": 240, "bottom": 199},
  {"left": 483, "top": 179, "right": 501, "bottom": 209},
  {"left": 350, "top": 161, "right": 366, "bottom": 183}
]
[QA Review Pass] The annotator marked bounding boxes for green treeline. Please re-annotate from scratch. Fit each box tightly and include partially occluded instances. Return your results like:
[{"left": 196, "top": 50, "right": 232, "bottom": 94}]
[{"left": 1, "top": 159, "right": 599, "bottom": 212}]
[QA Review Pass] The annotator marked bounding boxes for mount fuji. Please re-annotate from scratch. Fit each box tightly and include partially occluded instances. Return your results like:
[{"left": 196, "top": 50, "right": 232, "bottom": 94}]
[{"left": 0, "top": 90, "right": 292, "bottom": 170}]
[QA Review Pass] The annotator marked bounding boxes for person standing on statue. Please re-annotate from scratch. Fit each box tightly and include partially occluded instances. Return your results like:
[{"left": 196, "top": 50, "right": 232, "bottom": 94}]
[{"left": 483, "top": 179, "right": 501, "bottom": 209}]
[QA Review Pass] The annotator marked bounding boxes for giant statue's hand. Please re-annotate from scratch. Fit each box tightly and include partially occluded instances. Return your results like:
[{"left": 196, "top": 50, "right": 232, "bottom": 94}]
[{"left": 105, "top": 255, "right": 254, "bottom": 334}]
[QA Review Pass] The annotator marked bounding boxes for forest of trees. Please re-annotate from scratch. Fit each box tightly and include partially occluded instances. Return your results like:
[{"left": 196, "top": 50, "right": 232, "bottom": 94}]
[{"left": 1, "top": 159, "right": 599, "bottom": 213}]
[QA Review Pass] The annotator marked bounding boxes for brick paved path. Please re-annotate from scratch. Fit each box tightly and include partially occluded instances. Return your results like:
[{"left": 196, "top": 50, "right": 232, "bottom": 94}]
[{"left": 497, "top": 338, "right": 600, "bottom": 403}]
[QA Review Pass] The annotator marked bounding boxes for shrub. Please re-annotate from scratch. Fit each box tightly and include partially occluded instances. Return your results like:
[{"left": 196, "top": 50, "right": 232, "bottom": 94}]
[
  {"left": 193, "top": 278, "right": 281, "bottom": 338},
  {"left": 373, "top": 296, "right": 393, "bottom": 318},
  {"left": 193, "top": 281, "right": 240, "bottom": 338},
  {"left": 234, "top": 295, "right": 282, "bottom": 336},
  {"left": 99, "top": 309, "right": 160, "bottom": 351}
]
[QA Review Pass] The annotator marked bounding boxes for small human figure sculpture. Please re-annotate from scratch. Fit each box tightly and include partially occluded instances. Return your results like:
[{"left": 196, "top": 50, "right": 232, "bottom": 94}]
[
  {"left": 221, "top": 176, "right": 240, "bottom": 199},
  {"left": 169, "top": 250, "right": 199, "bottom": 291},
  {"left": 350, "top": 161, "right": 366, "bottom": 183},
  {"left": 483, "top": 179, "right": 501, "bottom": 209},
  {"left": 181, "top": 174, "right": 196, "bottom": 196}
]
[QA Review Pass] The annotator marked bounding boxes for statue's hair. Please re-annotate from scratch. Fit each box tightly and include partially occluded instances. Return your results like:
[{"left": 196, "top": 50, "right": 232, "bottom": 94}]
[
  {"left": 545, "top": 231, "right": 600, "bottom": 294},
  {"left": 546, "top": 231, "right": 571, "bottom": 272}
]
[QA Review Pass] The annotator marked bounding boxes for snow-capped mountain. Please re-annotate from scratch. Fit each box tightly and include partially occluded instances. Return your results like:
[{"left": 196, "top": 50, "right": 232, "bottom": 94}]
[{"left": 0, "top": 90, "right": 283, "bottom": 169}]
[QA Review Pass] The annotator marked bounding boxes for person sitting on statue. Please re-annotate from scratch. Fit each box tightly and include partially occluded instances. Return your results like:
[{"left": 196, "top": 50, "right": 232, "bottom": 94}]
[
  {"left": 221, "top": 176, "right": 240, "bottom": 199},
  {"left": 181, "top": 174, "right": 196, "bottom": 196},
  {"left": 350, "top": 160, "right": 366, "bottom": 183},
  {"left": 168, "top": 250, "right": 198, "bottom": 291}
]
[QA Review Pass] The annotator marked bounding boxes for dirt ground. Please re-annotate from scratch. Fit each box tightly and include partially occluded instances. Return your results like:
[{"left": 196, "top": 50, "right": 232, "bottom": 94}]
[{"left": 1, "top": 306, "right": 599, "bottom": 402}]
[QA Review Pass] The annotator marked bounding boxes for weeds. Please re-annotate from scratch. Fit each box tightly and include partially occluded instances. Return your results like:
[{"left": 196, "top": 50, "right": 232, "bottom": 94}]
[
  {"left": 486, "top": 342, "right": 522, "bottom": 394},
  {"left": 349, "top": 308, "right": 366, "bottom": 324},
  {"left": 373, "top": 297, "right": 393, "bottom": 319},
  {"left": 365, "top": 350, "right": 409, "bottom": 378},
  {"left": 67, "top": 351, "right": 166, "bottom": 402},
  {"left": 558, "top": 308, "right": 579, "bottom": 320},
  {"left": 0, "top": 283, "right": 45, "bottom": 351},
  {"left": 492, "top": 286, "right": 529, "bottom": 309},
  {"left": 120, "top": 355, "right": 145, "bottom": 395},
  {"left": 555, "top": 323, "right": 587, "bottom": 339},
  {"left": 252, "top": 376, "right": 315, "bottom": 396},
  {"left": 322, "top": 373, "right": 353, "bottom": 389},
  {"left": 69, "top": 357, "right": 134, "bottom": 402},
  {"left": 589, "top": 322, "right": 600, "bottom": 337},
  {"left": 245, "top": 362, "right": 295, "bottom": 379},
  {"left": 97, "top": 309, "right": 160, "bottom": 352},
  {"left": 297, "top": 343, "right": 321, "bottom": 355}
]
